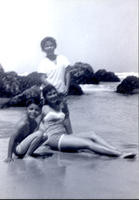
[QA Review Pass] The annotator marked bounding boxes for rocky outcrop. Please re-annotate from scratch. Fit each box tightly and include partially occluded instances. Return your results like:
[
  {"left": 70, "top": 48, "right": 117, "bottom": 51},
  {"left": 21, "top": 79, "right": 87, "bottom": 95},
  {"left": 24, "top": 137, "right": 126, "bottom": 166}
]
[
  {"left": 18, "top": 72, "right": 43, "bottom": 92},
  {"left": 0, "top": 62, "right": 123, "bottom": 107},
  {"left": 69, "top": 62, "right": 99, "bottom": 85},
  {"left": 0, "top": 71, "right": 49, "bottom": 107},
  {"left": 68, "top": 83, "right": 84, "bottom": 95},
  {"left": 94, "top": 69, "right": 120, "bottom": 82},
  {"left": 69, "top": 64, "right": 120, "bottom": 84},
  {"left": 0, "top": 71, "right": 21, "bottom": 97},
  {"left": 0, "top": 71, "right": 46, "bottom": 97},
  {"left": 0, "top": 69, "right": 84, "bottom": 107},
  {"left": 0, "top": 85, "right": 42, "bottom": 108},
  {"left": 116, "top": 76, "right": 139, "bottom": 94}
]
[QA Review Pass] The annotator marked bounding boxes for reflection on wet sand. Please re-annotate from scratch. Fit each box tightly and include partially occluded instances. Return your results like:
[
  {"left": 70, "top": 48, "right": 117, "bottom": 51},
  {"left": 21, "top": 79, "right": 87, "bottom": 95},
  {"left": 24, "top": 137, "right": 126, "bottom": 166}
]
[
  {"left": 0, "top": 146, "right": 139, "bottom": 199},
  {"left": 2, "top": 152, "right": 113, "bottom": 198},
  {"left": 4, "top": 155, "right": 66, "bottom": 199}
]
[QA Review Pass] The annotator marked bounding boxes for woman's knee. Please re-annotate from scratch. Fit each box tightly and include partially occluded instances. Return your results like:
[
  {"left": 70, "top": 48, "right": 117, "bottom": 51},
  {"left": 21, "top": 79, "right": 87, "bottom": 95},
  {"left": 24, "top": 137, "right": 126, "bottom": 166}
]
[{"left": 15, "top": 145, "right": 26, "bottom": 156}]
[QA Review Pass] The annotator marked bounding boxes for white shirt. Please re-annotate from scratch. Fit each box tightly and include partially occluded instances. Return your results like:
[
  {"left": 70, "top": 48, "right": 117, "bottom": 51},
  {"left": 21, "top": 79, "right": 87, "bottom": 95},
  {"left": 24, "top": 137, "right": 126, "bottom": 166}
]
[{"left": 38, "top": 55, "right": 70, "bottom": 93}]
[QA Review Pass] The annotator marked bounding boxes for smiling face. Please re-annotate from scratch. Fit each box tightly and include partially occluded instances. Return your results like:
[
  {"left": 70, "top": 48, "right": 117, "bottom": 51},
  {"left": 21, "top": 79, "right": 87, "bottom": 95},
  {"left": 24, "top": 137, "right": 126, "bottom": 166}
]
[
  {"left": 42, "top": 40, "right": 56, "bottom": 56},
  {"left": 44, "top": 88, "right": 59, "bottom": 105},
  {"left": 27, "top": 103, "right": 41, "bottom": 119}
]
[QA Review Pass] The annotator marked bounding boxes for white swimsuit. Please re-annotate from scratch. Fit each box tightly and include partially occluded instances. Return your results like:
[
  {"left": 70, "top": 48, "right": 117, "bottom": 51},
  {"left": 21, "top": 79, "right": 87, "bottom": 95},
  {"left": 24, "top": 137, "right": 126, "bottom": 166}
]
[{"left": 39, "top": 106, "right": 67, "bottom": 150}]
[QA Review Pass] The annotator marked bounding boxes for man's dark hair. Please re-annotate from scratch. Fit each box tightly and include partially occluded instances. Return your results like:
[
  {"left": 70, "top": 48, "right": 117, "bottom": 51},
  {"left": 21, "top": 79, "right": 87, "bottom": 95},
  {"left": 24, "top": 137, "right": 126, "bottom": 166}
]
[{"left": 40, "top": 36, "right": 57, "bottom": 50}]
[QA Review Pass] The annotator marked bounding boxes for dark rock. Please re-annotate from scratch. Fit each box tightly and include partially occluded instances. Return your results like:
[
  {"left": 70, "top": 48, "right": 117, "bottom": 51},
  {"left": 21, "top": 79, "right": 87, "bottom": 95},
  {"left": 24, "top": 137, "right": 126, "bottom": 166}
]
[
  {"left": 69, "top": 62, "right": 99, "bottom": 84},
  {"left": 0, "top": 71, "right": 20, "bottom": 97},
  {"left": 68, "top": 83, "right": 84, "bottom": 95},
  {"left": 0, "top": 63, "right": 122, "bottom": 107},
  {"left": 0, "top": 68, "right": 84, "bottom": 107},
  {"left": 116, "top": 76, "right": 139, "bottom": 94},
  {"left": 74, "top": 62, "right": 94, "bottom": 73},
  {"left": 1, "top": 82, "right": 83, "bottom": 108},
  {"left": 0, "top": 85, "right": 42, "bottom": 108},
  {"left": 0, "top": 71, "right": 44, "bottom": 98},
  {"left": 94, "top": 69, "right": 120, "bottom": 82},
  {"left": 18, "top": 71, "right": 43, "bottom": 92}
]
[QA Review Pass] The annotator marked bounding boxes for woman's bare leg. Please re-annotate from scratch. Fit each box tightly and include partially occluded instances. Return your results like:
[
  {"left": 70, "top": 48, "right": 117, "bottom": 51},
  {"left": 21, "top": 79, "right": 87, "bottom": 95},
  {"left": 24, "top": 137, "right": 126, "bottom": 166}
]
[
  {"left": 60, "top": 135, "right": 122, "bottom": 157},
  {"left": 77, "top": 131, "right": 117, "bottom": 150}
]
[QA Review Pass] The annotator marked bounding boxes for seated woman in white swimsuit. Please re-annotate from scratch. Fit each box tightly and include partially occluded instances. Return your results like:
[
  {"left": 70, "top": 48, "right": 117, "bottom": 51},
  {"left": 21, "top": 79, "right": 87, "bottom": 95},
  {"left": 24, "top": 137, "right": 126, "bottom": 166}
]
[{"left": 29, "top": 84, "right": 136, "bottom": 159}]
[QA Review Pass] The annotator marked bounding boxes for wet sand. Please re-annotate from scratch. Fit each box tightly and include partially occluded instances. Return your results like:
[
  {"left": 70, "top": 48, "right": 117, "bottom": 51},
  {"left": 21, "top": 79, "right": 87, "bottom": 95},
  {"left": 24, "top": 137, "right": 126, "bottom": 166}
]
[
  {"left": 0, "top": 94, "right": 138, "bottom": 199},
  {"left": 0, "top": 138, "right": 139, "bottom": 199}
]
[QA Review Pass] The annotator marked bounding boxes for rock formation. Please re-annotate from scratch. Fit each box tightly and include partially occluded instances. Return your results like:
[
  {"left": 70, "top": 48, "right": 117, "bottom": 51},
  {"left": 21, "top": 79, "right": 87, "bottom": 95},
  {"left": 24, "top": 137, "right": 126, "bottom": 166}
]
[{"left": 116, "top": 76, "right": 139, "bottom": 94}]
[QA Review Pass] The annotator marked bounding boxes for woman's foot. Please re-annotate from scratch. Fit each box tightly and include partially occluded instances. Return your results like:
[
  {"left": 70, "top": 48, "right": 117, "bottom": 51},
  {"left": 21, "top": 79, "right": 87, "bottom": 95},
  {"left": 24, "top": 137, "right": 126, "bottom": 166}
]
[{"left": 121, "top": 152, "right": 136, "bottom": 159}]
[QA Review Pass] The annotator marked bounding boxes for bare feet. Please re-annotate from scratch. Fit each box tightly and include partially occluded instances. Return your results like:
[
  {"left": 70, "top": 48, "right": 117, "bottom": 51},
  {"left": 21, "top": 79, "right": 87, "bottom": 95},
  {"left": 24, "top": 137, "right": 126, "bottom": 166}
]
[{"left": 121, "top": 152, "right": 136, "bottom": 159}]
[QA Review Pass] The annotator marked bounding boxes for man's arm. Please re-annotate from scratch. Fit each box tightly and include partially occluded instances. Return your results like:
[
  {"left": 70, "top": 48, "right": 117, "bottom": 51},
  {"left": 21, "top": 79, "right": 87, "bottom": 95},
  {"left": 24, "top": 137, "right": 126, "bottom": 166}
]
[{"left": 64, "top": 66, "right": 71, "bottom": 95}]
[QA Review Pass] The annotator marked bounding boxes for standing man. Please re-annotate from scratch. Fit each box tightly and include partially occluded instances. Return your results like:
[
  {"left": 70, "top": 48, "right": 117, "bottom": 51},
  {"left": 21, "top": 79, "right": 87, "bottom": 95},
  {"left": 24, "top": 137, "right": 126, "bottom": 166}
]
[{"left": 38, "top": 36, "right": 71, "bottom": 96}]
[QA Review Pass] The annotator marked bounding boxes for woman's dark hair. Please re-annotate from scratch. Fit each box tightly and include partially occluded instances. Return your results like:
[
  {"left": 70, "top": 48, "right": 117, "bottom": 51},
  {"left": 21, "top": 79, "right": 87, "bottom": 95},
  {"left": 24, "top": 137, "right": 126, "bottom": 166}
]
[
  {"left": 42, "top": 84, "right": 57, "bottom": 98},
  {"left": 42, "top": 84, "right": 60, "bottom": 106},
  {"left": 40, "top": 36, "right": 57, "bottom": 50},
  {"left": 26, "top": 97, "right": 43, "bottom": 109}
]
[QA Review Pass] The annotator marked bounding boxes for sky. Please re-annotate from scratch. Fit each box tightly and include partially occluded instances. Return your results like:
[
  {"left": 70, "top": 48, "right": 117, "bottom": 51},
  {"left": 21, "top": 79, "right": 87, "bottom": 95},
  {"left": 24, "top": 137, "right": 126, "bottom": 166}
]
[{"left": 0, "top": 0, "right": 138, "bottom": 74}]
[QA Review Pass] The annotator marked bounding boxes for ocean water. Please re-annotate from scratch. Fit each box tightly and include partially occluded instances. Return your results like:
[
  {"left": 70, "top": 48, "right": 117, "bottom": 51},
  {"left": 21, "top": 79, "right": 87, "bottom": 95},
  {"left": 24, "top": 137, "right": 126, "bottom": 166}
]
[
  {"left": 0, "top": 72, "right": 138, "bottom": 199},
  {"left": 69, "top": 72, "right": 138, "bottom": 150}
]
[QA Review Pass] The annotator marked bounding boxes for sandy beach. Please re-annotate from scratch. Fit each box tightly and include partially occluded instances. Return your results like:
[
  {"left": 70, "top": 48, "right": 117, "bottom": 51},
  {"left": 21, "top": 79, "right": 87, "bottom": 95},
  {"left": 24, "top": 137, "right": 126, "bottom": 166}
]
[
  {"left": 0, "top": 82, "right": 138, "bottom": 199},
  {"left": 0, "top": 137, "right": 139, "bottom": 199}
]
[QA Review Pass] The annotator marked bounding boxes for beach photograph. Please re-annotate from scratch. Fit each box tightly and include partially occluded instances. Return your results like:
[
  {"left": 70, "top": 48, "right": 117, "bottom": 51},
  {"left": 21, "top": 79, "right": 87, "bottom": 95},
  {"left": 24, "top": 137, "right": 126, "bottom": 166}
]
[{"left": 0, "top": 0, "right": 138, "bottom": 199}]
